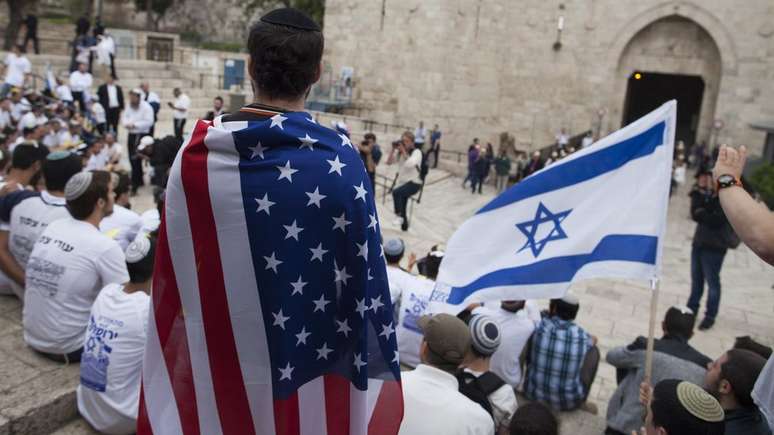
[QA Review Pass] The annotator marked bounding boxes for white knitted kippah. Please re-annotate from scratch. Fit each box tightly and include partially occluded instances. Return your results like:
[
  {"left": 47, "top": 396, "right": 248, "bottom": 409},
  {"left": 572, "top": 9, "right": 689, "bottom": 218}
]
[
  {"left": 64, "top": 172, "right": 93, "bottom": 201},
  {"left": 125, "top": 235, "right": 151, "bottom": 264}
]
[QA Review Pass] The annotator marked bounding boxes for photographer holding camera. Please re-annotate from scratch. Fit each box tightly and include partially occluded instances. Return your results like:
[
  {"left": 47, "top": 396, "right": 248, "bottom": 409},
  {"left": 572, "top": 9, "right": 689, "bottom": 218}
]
[
  {"left": 388, "top": 130, "right": 423, "bottom": 231},
  {"left": 135, "top": 135, "right": 183, "bottom": 188}
]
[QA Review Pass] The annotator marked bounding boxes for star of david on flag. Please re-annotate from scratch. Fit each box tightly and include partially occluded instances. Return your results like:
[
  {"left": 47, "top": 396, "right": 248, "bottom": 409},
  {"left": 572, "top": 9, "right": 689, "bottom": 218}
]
[
  {"left": 435, "top": 101, "right": 676, "bottom": 306},
  {"left": 138, "top": 110, "right": 403, "bottom": 435}
]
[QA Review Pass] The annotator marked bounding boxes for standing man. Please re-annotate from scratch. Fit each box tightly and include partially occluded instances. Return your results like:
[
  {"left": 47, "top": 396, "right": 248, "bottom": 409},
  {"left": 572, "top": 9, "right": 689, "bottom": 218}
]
[
  {"left": 429, "top": 124, "right": 441, "bottom": 168},
  {"left": 97, "top": 75, "right": 124, "bottom": 135},
  {"left": 1, "top": 45, "right": 31, "bottom": 99},
  {"left": 555, "top": 128, "right": 569, "bottom": 150},
  {"left": 138, "top": 8, "right": 401, "bottom": 434},
  {"left": 494, "top": 150, "right": 511, "bottom": 193},
  {"left": 414, "top": 121, "right": 427, "bottom": 150},
  {"left": 686, "top": 169, "right": 732, "bottom": 331},
  {"left": 23, "top": 14, "right": 40, "bottom": 55},
  {"left": 69, "top": 62, "right": 93, "bottom": 113},
  {"left": 388, "top": 131, "right": 422, "bottom": 231},
  {"left": 120, "top": 89, "right": 154, "bottom": 194},
  {"left": 203, "top": 96, "right": 226, "bottom": 121},
  {"left": 139, "top": 83, "right": 160, "bottom": 136},
  {"left": 167, "top": 87, "right": 190, "bottom": 140}
]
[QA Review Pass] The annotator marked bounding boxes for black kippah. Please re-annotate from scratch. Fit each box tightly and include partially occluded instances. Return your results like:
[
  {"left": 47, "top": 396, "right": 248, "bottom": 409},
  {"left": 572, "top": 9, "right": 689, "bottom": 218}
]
[{"left": 260, "top": 7, "right": 321, "bottom": 32}]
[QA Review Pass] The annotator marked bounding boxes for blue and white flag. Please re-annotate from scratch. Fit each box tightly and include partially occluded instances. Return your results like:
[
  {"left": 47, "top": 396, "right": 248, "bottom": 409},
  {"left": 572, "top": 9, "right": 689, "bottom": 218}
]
[{"left": 435, "top": 101, "right": 676, "bottom": 305}]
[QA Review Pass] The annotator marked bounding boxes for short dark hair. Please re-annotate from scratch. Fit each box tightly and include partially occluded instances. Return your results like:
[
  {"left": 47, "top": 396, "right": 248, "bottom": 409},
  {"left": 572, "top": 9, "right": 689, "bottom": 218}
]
[
  {"left": 509, "top": 402, "right": 558, "bottom": 435},
  {"left": 423, "top": 254, "right": 443, "bottom": 280},
  {"left": 112, "top": 171, "right": 131, "bottom": 198},
  {"left": 721, "top": 349, "right": 767, "bottom": 409},
  {"left": 247, "top": 20, "right": 324, "bottom": 100},
  {"left": 11, "top": 144, "right": 45, "bottom": 170},
  {"left": 43, "top": 153, "right": 82, "bottom": 192},
  {"left": 364, "top": 133, "right": 376, "bottom": 141},
  {"left": 127, "top": 236, "right": 157, "bottom": 283},
  {"left": 67, "top": 170, "right": 111, "bottom": 220},
  {"left": 385, "top": 251, "right": 403, "bottom": 265},
  {"left": 651, "top": 379, "right": 725, "bottom": 435},
  {"left": 663, "top": 306, "right": 696, "bottom": 340},
  {"left": 550, "top": 298, "right": 579, "bottom": 321},
  {"left": 214, "top": 96, "right": 223, "bottom": 102}
]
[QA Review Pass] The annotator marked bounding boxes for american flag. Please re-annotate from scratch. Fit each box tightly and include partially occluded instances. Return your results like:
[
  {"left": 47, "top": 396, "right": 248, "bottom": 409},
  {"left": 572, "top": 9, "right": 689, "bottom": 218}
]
[{"left": 137, "top": 110, "right": 403, "bottom": 435}]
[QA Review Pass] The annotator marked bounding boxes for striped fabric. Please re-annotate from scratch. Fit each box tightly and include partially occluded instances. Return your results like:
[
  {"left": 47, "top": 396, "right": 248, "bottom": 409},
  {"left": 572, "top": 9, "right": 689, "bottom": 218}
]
[{"left": 137, "top": 113, "right": 403, "bottom": 435}]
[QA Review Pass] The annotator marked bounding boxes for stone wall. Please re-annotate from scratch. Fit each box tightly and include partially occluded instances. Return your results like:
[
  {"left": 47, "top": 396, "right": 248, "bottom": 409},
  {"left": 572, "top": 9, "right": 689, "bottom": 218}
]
[{"left": 322, "top": 0, "right": 774, "bottom": 154}]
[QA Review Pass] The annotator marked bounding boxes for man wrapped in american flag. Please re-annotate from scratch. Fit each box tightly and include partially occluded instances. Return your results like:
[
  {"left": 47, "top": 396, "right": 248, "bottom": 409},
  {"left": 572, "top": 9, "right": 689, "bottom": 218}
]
[{"left": 138, "top": 8, "right": 403, "bottom": 435}]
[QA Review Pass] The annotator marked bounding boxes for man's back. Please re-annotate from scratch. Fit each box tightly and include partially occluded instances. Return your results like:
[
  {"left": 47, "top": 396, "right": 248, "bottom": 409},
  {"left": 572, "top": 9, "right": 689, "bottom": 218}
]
[
  {"left": 605, "top": 335, "right": 710, "bottom": 433},
  {"left": 399, "top": 364, "right": 494, "bottom": 435},
  {"left": 395, "top": 274, "right": 437, "bottom": 367},
  {"left": 483, "top": 302, "right": 541, "bottom": 387}
]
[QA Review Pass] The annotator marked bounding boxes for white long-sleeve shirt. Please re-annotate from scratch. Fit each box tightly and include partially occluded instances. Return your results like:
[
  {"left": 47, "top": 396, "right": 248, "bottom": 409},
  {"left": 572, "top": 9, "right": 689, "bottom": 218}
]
[
  {"left": 120, "top": 101, "right": 154, "bottom": 135},
  {"left": 69, "top": 71, "right": 93, "bottom": 93}
]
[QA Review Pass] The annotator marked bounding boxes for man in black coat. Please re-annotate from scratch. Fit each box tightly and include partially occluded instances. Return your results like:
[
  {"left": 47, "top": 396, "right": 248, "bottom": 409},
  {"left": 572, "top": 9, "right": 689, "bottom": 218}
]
[{"left": 97, "top": 76, "right": 124, "bottom": 135}]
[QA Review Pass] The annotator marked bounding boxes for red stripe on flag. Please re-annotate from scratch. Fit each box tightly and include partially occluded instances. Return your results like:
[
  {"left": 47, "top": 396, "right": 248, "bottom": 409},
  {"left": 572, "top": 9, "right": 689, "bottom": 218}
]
[
  {"left": 274, "top": 394, "right": 301, "bottom": 435},
  {"left": 367, "top": 381, "right": 403, "bottom": 435},
  {"left": 136, "top": 385, "right": 152, "bottom": 435},
  {"left": 180, "top": 121, "right": 257, "bottom": 435},
  {"left": 145, "top": 210, "right": 201, "bottom": 434},
  {"left": 324, "top": 374, "right": 351, "bottom": 435}
]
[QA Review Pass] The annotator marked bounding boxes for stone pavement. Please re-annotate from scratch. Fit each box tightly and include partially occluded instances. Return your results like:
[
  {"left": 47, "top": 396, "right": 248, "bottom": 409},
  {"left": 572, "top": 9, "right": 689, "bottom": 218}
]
[{"left": 0, "top": 165, "right": 772, "bottom": 434}]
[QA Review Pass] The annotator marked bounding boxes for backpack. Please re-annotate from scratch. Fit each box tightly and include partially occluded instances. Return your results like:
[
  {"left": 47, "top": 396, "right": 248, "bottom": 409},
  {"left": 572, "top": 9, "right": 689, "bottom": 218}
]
[
  {"left": 416, "top": 149, "right": 430, "bottom": 181},
  {"left": 456, "top": 370, "right": 505, "bottom": 419}
]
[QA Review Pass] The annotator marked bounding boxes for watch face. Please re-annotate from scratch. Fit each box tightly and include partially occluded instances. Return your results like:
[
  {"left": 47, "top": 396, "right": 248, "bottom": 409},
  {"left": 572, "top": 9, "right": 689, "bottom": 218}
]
[{"left": 718, "top": 174, "right": 736, "bottom": 187}]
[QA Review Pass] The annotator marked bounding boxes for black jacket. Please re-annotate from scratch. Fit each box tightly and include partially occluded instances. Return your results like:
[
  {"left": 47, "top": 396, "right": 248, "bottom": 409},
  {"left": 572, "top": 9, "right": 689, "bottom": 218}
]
[
  {"left": 724, "top": 408, "right": 772, "bottom": 435},
  {"left": 690, "top": 186, "right": 728, "bottom": 251},
  {"left": 97, "top": 84, "right": 124, "bottom": 111}
]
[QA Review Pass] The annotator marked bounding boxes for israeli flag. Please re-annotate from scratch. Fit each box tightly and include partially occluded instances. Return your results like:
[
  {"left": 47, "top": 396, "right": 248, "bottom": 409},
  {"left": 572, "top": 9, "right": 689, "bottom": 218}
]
[{"left": 435, "top": 101, "right": 676, "bottom": 305}]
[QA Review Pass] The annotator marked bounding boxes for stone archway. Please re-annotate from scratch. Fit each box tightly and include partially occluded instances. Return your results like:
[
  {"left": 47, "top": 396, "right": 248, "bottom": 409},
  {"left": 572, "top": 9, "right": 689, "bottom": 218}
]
[{"left": 611, "top": 15, "right": 723, "bottom": 146}]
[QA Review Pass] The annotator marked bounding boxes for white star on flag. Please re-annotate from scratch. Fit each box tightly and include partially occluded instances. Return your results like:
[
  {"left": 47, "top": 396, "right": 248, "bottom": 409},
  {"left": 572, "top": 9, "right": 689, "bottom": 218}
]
[
  {"left": 270, "top": 113, "right": 288, "bottom": 130},
  {"left": 327, "top": 155, "right": 347, "bottom": 176},
  {"left": 312, "top": 294, "right": 330, "bottom": 312},
  {"left": 305, "top": 187, "right": 326, "bottom": 208},
  {"left": 310, "top": 243, "right": 328, "bottom": 262},
  {"left": 248, "top": 141, "right": 267, "bottom": 160},
  {"left": 368, "top": 214, "right": 378, "bottom": 231},
  {"left": 353, "top": 353, "right": 366, "bottom": 372},
  {"left": 272, "top": 309, "right": 289, "bottom": 330},
  {"left": 367, "top": 268, "right": 374, "bottom": 281},
  {"left": 278, "top": 362, "right": 294, "bottom": 380},
  {"left": 356, "top": 241, "right": 369, "bottom": 260},
  {"left": 298, "top": 133, "right": 318, "bottom": 151},
  {"left": 283, "top": 220, "right": 304, "bottom": 241},
  {"left": 276, "top": 160, "right": 299, "bottom": 183},
  {"left": 316, "top": 342, "right": 333, "bottom": 360},
  {"left": 290, "top": 275, "right": 307, "bottom": 296},
  {"left": 264, "top": 252, "right": 282, "bottom": 273},
  {"left": 334, "top": 263, "right": 352, "bottom": 286},
  {"left": 392, "top": 352, "right": 400, "bottom": 365},
  {"left": 295, "top": 327, "right": 311, "bottom": 346},
  {"left": 370, "top": 295, "right": 384, "bottom": 312},
  {"left": 306, "top": 116, "right": 317, "bottom": 124},
  {"left": 379, "top": 322, "right": 395, "bottom": 339},
  {"left": 354, "top": 182, "right": 368, "bottom": 201},
  {"left": 336, "top": 318, "right": 351, "bottom": 337},
  {"left": 254, "top": 194, "right": 275, "bottom": 215},
  {"left": 355, "top": 298, "right": 368, "bottom": 318},
  {"left": 332, "top": 212, "right": 351, "bottom": 232},
  {"left": 339, "top": 133, "right": 353, "bottom": 148}
]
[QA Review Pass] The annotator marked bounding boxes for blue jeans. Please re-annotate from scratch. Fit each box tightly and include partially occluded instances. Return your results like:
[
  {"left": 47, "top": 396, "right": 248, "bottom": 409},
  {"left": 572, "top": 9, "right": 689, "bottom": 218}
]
[{"left": 687, "top": 246, "right": 726, "bottom": 320}]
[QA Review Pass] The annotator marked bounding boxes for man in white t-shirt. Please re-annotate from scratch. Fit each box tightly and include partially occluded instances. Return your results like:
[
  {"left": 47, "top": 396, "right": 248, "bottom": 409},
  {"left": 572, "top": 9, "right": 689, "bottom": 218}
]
[
  {"left": 473, "top": 300, "right": 541, "bottom": 388},
  {"left": 388, "top": 131, "right": 423, "bottom": 231},
  {"left": 69, "top": 62, "right": 93, "bottom": 113},
  {"left": 0, "top": 151, "right": 83, "bottom": 300},
  {"left": 100, "top": 173, "right": 142, "bottom": 250},
  {"left": 1, "top": 45, "right": 31, "bottom": 98},
  {"left": 168, "top": 87, "right": 190, "bottom": 140},
  {"left": 78, "top": 234, "right": 154, "bottom": 435},
  {"left": 24, "top": 170, "right": 128, "bottom": 361},
  {"left": 384, "top": 238, "right": 412, "bottom": 305}
]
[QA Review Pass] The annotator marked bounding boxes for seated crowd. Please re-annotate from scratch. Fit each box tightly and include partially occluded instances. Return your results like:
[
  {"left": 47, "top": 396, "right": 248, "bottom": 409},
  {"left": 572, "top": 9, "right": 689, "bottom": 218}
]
[{"left": 387, "top": 238, "right": 772, "bottom": 435}]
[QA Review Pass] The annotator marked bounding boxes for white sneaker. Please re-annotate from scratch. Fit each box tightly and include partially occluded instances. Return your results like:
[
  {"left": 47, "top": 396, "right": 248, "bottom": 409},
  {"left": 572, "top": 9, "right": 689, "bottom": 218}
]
[{"left": 392, "top": 217, "right": 404, "bottom": 226}]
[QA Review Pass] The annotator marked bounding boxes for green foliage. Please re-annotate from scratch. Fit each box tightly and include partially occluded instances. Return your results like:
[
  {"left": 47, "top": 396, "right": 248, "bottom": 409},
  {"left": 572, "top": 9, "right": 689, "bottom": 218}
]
[
  {"left": 243, "top": 0, "right": 325, "bottom": 28},
  {"left": 749, "top": 163, "right": 774, "bottom": 209},
  {"left": 200, "top": 41, "right": 244, "bottom": 52},
  {"left": 133, "top": 0, "right": 176, "bottom": 16}
]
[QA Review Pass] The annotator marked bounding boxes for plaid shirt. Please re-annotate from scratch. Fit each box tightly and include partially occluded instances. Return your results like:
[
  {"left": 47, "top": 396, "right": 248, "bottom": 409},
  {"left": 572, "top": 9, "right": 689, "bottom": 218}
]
[{"left": 524, "top": 316, "right": 592, "bottom": 410}]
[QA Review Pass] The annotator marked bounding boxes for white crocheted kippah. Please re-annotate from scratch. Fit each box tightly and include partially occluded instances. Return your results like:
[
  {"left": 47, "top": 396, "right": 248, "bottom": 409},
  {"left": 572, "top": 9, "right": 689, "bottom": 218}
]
[
  {"left": 125, "top": 234, "right": 151, "bottom": 264},
  {"left": 64, "top": 172, "right": 93, "bottom": 201}
]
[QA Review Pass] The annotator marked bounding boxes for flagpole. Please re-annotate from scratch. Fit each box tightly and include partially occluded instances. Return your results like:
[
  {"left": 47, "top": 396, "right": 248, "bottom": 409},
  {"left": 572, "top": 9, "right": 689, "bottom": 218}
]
[{"left": 644, "top": 278, "right": 660, "bottom": 384}]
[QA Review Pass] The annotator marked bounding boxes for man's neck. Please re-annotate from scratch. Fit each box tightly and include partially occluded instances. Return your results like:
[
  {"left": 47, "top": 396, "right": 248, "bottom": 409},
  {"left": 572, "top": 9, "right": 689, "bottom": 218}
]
[
  {"left": 253, "top": 95, "right": 306, "bottom": 112},
  {"left": 83, "top": 211, "right": 103, "bottom": 229},
  {"left": 719, "top": 394, "right": 740, "bottom": 412},
  {"left": 6, "top": 169, "right": 31, "bottom": 186},
  {"left": 47, "top": 190, "right": 65, "bottom": 198},
  {"left": 124, "top": 280, "right": 151, "bottom": 295},
  {"left": 463, "top": 358, "right": 490, "bottom": 373}
]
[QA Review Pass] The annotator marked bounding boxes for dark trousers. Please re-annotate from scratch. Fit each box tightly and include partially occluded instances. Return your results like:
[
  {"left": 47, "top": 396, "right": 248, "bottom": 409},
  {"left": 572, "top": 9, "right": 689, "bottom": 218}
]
[
  {"left": 687, "top": 246, "right": 727, "bottom": 320},
  {"left": 109, "top": 53, "right": 117, "bottom": 80},
  {"left": 174, "top": 118, "right": 186, "bottom": 140},
  {"left": 392, "top": 181, "right": 421, "bottom": 225},
  {"left": 72, "top": 91, "right": 85, "bottom": 113},
  {"left": 37, "top": 347, "right": 83, "bottom": 363},
  {"left": 128, "top": 133, "right": 144, "bottom": 191},
  {"left": 96, "top": 122, "right": 106, "bottom": 135},
  {"left": 106, "top": 107, "right": 120, "bottom": 134},
  {"left": 462, "top": 170, "right": 473, "bottom": 187},
  {"left": 432, "top": 146, "right": 440, "bottom": 168},
  {"left": 580, "top": 345, "right": 600, "bottom": 400},
  {"left": 471, "top": 172, "right": 484, "bottom": 193},
  {"left": 24, "top": 33, "right": 39, "bottom": 54}
]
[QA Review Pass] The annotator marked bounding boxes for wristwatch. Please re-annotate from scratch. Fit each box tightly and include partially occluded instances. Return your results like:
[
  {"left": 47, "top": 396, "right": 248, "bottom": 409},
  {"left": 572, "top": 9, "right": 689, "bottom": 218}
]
[{"left": 716, "top": 174, "right": 742, "bottom": 190}]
